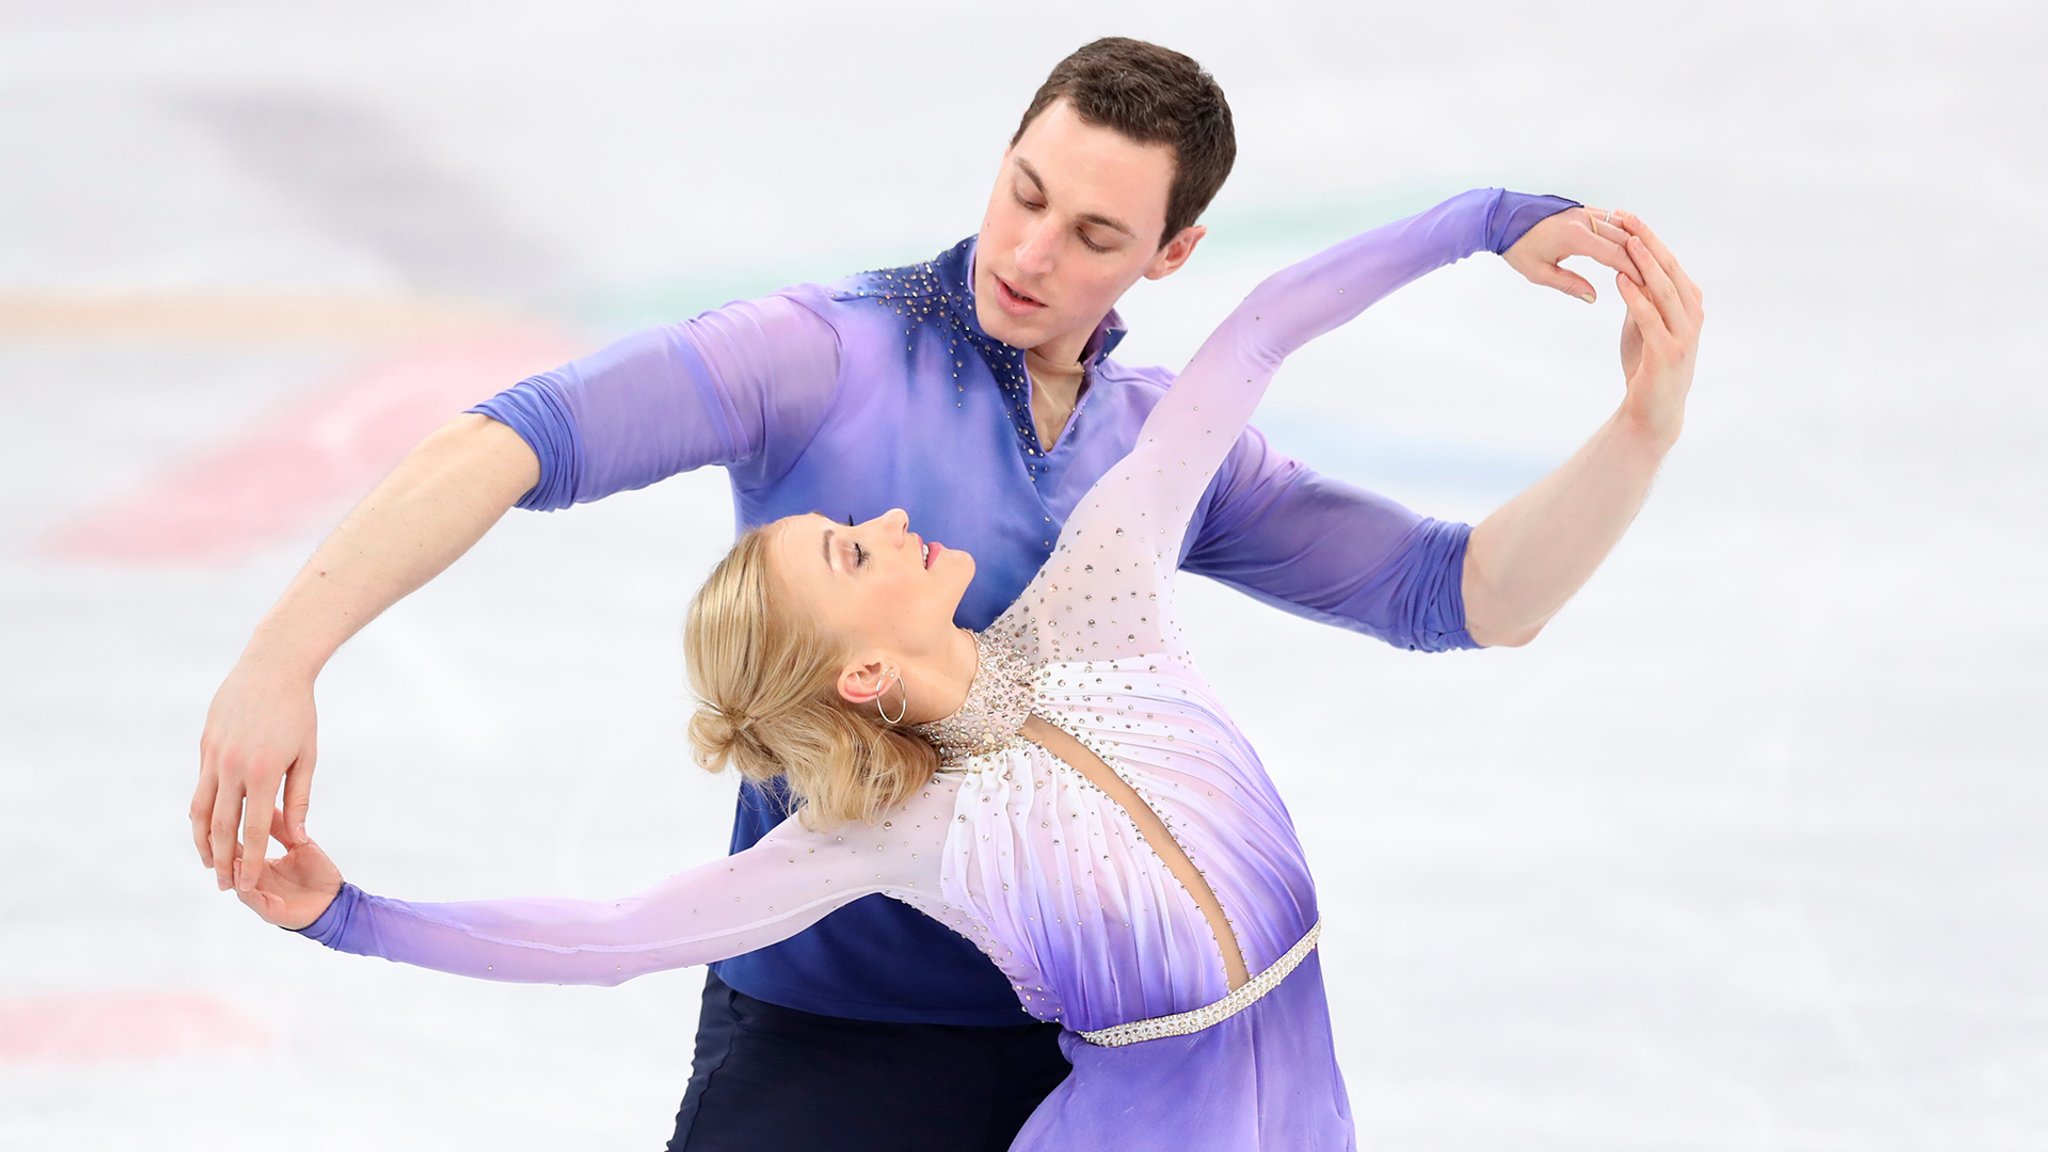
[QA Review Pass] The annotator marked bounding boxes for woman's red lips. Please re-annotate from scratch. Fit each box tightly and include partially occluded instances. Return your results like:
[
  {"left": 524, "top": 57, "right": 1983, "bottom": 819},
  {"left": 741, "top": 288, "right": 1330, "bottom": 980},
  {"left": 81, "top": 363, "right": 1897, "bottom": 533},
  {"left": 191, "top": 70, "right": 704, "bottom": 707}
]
[{"left": 925, "top": 541, "right": 944, "bottom": 568}]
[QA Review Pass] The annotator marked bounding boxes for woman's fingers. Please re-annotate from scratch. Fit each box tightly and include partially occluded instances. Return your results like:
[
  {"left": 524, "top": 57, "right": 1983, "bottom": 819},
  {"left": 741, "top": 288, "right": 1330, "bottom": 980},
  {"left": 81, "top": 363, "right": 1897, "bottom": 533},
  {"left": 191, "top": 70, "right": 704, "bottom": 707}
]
[
  {"left": 1575, "top": 208, "right": 1644, "bottom": 285},
  {"left": 1584, "top": 208, "right": 1631, "bottom": 251},
  {"left": 235, "top": 880, "right": 285, "bottom": 924}
]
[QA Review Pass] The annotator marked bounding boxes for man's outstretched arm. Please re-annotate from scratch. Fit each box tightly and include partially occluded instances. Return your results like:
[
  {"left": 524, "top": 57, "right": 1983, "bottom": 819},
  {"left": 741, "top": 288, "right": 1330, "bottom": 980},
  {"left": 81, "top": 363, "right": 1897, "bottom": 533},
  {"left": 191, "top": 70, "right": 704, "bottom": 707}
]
[
  {"left": 193, "top": 294, "right": 845, "bottom": 897},
  {"left": 193, "top": 414, "right": 537, "bottom": 893},
  {"left": 1463, "top": 211, "right": 1704, "bottom": 647}
]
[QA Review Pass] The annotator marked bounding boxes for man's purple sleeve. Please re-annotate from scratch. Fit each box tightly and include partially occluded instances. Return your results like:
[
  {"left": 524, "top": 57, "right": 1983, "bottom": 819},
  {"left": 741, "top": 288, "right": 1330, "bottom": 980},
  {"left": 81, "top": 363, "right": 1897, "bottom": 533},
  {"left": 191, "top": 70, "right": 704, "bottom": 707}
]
[
  {"left": 471, "top": 294, "right": 842, "bottom": 511},
  {"left": 1183, "top": 188, "right": 1577, "bottom": 651}
]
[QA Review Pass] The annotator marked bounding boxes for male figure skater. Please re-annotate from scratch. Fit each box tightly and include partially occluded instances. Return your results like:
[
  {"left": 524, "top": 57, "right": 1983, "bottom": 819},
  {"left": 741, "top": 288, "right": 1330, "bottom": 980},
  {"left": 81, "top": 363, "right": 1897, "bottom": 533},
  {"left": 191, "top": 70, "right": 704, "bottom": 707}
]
[{"left": 195, "top": 37, "right": 1689, "bottom": 1151}]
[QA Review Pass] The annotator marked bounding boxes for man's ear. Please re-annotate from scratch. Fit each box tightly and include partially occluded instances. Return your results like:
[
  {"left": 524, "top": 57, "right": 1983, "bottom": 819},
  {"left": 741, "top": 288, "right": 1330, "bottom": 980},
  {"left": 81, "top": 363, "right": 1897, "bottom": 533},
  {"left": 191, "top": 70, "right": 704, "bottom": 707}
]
[
  {"left": 837, "top": 658, "right": 892, "bottom": 707},
  {"left": 1143, "top": 224, "right": 1207, "bottom": 281}
]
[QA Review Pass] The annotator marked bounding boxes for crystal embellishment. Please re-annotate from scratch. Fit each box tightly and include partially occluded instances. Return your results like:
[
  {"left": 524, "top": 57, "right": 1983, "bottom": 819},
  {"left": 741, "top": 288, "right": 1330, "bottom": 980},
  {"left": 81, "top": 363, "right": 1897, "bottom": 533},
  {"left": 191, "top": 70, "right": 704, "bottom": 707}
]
[
  {"left": 912, "top": 627, "right": 1034, "bottom": 764},
  {"left": 1075, "top": 921, "right": 1321, "bottom": 1047}
]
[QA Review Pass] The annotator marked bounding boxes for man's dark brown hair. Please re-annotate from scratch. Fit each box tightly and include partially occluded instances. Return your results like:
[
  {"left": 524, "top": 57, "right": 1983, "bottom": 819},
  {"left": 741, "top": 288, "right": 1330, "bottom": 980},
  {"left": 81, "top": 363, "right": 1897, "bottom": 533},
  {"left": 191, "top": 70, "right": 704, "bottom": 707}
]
[{"left": 1012, "top": 37, "right": 1237, "bottom": 247}]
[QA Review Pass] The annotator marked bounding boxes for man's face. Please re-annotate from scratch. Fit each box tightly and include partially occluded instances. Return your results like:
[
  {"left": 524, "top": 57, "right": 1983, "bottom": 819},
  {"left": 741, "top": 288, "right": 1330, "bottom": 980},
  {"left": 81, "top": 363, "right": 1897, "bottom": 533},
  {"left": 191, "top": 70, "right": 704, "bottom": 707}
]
[{"left": 973, "top": 100, "right": 1201, "bottom": 354}]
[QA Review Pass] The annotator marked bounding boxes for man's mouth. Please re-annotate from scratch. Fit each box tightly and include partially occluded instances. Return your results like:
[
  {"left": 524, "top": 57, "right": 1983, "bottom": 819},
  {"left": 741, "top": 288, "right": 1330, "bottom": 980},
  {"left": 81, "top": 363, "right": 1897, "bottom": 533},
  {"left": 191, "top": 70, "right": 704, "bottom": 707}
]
[{"left": 994, "top": 274, "right": 1046, "bottom": 310}]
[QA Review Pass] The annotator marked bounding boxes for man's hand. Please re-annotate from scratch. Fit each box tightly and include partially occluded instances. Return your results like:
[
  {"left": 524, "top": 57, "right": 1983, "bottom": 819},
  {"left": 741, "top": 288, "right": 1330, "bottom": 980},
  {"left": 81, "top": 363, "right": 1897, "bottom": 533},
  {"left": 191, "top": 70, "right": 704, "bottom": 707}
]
[
  {"left": 193, "top": 651, "right": 318, "bottom": 893},
  {"left": 186, "top": 413, "right": 539, "bottom": 898},
  {"left": 232, "top": 808, "right": 344, "bottom": 932},
  {"left": 1608, "top": 210, "right": 1704, "bottom": 446},
  {"left": 1504, "top": 205, "right": 1645, "bottom": 303}
]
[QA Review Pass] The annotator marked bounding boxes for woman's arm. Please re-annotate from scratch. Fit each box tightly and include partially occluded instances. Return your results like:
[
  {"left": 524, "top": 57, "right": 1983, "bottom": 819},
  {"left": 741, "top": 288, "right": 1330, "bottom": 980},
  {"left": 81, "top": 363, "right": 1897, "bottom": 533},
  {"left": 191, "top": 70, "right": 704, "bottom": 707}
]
[
  {"left": 1034, "top": 190, "right": 1543, "bottom": 660},
  {"left": 240, "top": 785, "right": 952, "bottom": 987}
]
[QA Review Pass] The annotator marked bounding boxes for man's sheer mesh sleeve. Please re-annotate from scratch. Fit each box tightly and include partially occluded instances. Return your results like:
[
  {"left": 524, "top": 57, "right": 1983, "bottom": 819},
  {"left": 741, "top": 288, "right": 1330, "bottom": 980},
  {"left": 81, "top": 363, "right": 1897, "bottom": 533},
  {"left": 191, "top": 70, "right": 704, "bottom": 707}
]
[{"left": 470, "top": 293, "right": 843, "bottom": 511}]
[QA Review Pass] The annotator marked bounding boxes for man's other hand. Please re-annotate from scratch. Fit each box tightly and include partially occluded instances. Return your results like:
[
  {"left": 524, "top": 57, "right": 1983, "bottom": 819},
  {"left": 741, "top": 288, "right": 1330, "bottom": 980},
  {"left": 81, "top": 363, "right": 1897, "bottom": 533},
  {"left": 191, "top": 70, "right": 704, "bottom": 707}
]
[{"left": 193, "top": 652, "right": 318, "bottom": 894}]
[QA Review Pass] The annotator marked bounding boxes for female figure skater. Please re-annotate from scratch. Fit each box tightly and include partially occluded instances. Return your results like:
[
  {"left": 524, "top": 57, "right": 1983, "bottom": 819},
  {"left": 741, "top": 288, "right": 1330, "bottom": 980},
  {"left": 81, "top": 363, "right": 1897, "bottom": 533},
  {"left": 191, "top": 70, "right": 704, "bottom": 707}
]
[{"left": 238, "top": 203, "right": 1701, "bottom": 1149}]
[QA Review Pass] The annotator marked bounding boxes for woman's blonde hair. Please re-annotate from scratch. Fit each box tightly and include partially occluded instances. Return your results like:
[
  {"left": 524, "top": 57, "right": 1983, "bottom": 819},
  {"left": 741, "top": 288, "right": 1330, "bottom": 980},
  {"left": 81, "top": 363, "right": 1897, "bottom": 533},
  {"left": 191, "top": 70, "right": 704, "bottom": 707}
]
[{"left": 684, "top": 527, "right": 940, "bottom": 827}]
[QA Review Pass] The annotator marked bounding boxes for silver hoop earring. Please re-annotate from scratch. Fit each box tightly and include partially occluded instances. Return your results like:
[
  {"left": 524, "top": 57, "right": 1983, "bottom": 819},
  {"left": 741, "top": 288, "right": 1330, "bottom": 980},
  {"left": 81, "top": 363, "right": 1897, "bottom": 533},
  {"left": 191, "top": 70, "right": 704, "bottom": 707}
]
[{"left": 876, "top": 669, "right": 908, "bottom": 725}]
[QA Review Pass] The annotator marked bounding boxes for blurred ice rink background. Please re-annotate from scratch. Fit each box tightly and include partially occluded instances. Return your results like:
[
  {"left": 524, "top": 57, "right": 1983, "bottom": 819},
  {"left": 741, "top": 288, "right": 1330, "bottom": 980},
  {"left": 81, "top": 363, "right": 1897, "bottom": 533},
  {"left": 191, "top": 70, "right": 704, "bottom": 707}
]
[{"left": 3, "top": 2, "right": 2043, "bottom": 1149}]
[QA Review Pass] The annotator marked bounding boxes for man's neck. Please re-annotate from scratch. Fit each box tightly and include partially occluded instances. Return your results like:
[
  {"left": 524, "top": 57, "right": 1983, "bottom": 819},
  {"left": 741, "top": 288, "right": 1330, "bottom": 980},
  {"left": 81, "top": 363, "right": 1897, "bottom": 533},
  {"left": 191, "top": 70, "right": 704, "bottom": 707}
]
[
  {"left": 1027, "top": 319, "right": 1096, "bottom": 375},
  {"left": 1024, "top": 344, "right": 1087, "bottom": 449}
]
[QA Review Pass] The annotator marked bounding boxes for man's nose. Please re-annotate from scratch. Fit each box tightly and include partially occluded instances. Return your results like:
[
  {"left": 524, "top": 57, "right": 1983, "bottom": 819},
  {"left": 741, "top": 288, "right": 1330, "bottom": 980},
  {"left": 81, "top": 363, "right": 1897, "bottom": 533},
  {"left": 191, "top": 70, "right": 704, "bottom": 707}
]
[{"left": 1014, "top": 219, "right": 1057, "bottom": 276}]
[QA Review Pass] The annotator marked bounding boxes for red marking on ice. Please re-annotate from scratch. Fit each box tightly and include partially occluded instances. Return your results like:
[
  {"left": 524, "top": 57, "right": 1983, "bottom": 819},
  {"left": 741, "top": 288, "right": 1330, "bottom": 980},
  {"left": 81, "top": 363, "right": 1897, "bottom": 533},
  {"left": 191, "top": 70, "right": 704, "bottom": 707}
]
[
  {"left": 0, "top": 992, "right": 272, "bottom": 1064},
  {"left": 41, "top": 331, "right": 577, "bottom": 565}
]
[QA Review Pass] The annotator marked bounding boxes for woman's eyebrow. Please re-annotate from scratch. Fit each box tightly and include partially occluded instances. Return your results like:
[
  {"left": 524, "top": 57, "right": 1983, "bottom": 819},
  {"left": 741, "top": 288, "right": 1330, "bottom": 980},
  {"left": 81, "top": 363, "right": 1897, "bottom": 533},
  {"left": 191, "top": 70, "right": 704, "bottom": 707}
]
[{"left": 821, "top": 528, "right": 836, "bottom": 571}]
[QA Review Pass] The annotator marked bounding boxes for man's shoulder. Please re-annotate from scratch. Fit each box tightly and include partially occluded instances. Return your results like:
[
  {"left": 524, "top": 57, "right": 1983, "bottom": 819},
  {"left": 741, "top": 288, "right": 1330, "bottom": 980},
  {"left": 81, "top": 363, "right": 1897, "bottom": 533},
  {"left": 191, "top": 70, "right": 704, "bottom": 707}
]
[{"left": 791, "top": 238, "right": 974, "bottom": 312}]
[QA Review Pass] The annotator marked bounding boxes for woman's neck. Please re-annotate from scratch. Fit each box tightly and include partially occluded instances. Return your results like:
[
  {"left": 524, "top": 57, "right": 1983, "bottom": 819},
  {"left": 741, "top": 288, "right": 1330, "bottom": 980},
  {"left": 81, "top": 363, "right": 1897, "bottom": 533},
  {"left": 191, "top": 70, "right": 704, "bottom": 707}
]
[{"left": 895, "top": 626, "right": 983, "bottom": 727}]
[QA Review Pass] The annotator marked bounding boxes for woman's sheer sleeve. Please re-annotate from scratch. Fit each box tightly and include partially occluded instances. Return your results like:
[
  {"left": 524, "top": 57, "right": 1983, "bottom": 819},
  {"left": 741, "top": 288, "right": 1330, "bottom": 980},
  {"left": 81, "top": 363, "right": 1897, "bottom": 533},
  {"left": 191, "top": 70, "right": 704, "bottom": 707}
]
[
  {"left": 1028, "top": 188, "right": 1517, "bottom": 663},
  {"left": 293, "top": 782, "right": 956, "bottom": 986}
]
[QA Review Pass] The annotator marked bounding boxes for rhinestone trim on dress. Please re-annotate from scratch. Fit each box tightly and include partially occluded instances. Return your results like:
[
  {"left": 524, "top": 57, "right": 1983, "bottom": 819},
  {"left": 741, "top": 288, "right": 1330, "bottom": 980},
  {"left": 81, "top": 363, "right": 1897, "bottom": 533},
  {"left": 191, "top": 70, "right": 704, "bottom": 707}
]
[
  {"left": 911, "top": 627, "right": 1035, "bottom": 763},
  {"left": 1075, "top": 921, "right": 1321, "bottom": 1047}
]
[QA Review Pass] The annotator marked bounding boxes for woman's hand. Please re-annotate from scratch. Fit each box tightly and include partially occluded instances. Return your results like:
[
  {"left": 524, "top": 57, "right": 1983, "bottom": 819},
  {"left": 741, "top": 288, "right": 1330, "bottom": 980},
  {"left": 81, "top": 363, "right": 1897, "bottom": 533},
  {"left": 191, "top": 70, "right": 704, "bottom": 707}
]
[
  {"left": 231, "top": 807, "right": 343, "bottom": 931},
  {"left": 1503, "top": 203, "right": 1644, "bottom": 302}
]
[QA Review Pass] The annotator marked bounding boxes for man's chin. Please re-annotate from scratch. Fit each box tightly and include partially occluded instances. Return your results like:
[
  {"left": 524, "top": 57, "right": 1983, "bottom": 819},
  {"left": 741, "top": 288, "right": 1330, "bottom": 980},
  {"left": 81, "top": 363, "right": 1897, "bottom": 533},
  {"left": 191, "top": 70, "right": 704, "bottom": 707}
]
[{"left": 974, "top": 297, "right": 1036, "bottom": 349}]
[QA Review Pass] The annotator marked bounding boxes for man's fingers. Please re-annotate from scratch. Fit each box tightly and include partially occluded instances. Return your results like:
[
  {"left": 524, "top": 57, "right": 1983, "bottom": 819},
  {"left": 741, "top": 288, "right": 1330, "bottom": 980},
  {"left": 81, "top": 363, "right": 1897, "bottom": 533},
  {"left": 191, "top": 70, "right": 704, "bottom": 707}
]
[
  {"left": 209, "top": 780, "right": 242, "bottom": 892},
  {"left": 282, "top": 746, "right": 314, "bottom": 842},
  {"left": 1622, "top": 236, "right": 1687, "bottom": 336},
  {"left": 236, "top": 775, "right": 284, "bottom": 891},
  {"left": 190, "top": 765, "right": 219, "bottom": 868},
  {"left": 1614, "top": 271, "right": 1671, "bottom": 352},
  {"left": 1610, "top": 211, "right": 1701, "bottom": 308},
  {"left": 270, "top": 805, "right": 309, "bottom": 849}
]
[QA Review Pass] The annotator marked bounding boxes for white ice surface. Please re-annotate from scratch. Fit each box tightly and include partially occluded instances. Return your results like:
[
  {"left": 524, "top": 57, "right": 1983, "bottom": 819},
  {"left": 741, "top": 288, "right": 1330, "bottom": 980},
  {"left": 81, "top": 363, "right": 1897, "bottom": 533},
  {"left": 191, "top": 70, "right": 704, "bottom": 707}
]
[{"left": 2, "top": 2, "right": 2044, "bottom": 1149}]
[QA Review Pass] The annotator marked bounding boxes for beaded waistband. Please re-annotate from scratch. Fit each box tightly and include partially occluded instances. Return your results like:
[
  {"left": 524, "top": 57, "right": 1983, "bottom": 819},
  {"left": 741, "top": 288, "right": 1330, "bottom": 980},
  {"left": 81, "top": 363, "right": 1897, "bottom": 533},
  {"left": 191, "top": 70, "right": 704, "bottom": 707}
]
[{"left": 1075, "top": 921, "right": 1321, "bottom": 1047}]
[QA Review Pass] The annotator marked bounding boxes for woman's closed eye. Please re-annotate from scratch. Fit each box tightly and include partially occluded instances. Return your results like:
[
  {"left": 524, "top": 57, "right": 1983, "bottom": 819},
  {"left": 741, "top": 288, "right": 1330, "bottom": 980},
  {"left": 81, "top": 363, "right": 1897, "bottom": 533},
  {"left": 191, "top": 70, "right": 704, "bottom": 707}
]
[{"left": 842, "top": 514, "right": 867, "bottom": 568}]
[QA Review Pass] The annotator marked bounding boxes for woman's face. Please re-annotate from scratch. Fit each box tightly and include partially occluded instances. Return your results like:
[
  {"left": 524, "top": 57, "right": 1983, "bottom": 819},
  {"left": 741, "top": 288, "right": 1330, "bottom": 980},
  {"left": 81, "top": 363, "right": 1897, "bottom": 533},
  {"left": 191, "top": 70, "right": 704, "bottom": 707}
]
[{"left": 767, "top": 508, "right": 977, "bottom": 667}]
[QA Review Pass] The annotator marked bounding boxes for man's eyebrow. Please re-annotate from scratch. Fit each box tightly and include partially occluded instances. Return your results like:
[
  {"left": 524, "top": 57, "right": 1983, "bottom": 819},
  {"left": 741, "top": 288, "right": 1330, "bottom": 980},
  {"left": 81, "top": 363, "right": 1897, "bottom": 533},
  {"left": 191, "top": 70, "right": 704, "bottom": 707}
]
[{"left": 1014, "top": 158, "right": 1136, "bottom": 238}]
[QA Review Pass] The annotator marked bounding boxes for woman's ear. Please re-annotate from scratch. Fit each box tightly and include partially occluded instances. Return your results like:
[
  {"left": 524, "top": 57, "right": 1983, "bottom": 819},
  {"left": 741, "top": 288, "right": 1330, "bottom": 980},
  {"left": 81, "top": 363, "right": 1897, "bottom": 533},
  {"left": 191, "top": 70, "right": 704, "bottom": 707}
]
[{"left": 837, "top": 658, "right": 892, "bottom": 707}]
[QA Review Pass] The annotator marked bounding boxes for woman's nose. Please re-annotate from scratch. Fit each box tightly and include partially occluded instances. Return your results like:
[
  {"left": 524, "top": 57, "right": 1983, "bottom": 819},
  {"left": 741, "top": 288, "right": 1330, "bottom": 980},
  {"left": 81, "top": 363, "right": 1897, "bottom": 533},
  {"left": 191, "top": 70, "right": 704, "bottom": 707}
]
[{"left": 883, "top": 508, "right": 910, "bottom": 540}]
